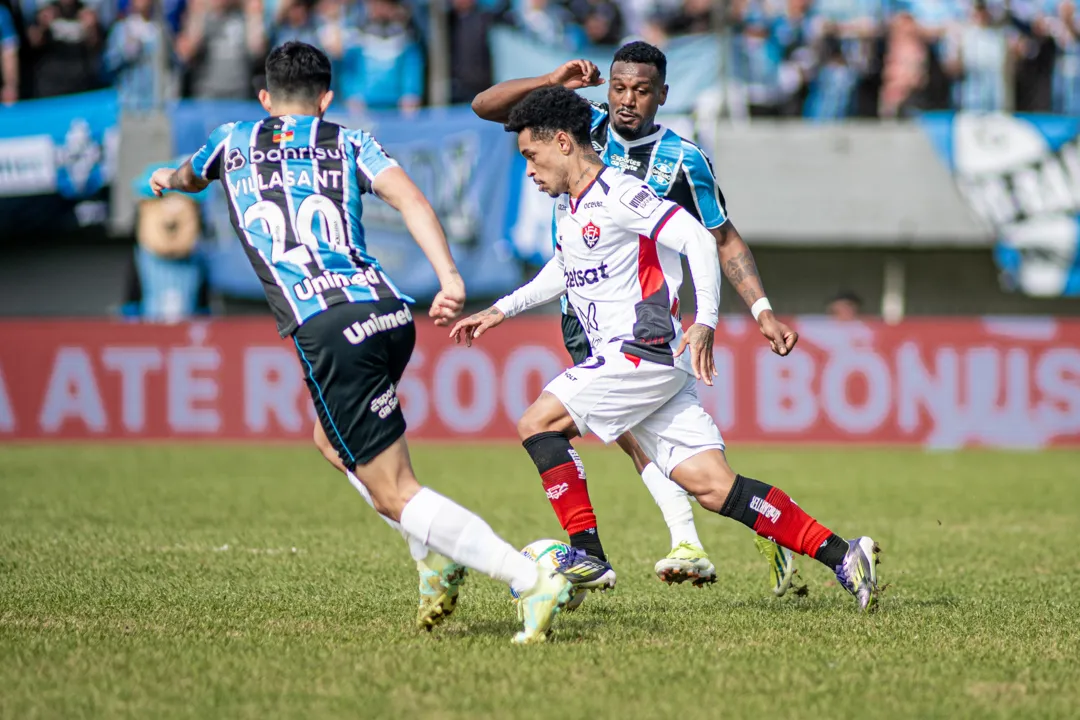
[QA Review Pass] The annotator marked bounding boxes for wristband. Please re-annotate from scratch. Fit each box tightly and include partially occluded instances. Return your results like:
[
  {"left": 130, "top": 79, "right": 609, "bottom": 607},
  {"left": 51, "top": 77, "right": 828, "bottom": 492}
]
[{"left": 751, "top": 297, "right": 772, "bottom": 321}]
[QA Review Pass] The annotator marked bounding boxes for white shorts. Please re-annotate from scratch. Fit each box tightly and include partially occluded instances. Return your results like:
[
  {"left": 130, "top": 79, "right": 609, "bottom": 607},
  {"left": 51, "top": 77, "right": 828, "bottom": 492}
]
[{"left": 543, "top": 345, "right": 726, "bottom": 478}]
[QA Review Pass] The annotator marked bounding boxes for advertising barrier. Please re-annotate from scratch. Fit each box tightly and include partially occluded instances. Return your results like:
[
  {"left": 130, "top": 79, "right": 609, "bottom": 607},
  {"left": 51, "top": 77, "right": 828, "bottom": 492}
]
[{"left": 2, "top": 317, "right": 1078, "bottom": 449}]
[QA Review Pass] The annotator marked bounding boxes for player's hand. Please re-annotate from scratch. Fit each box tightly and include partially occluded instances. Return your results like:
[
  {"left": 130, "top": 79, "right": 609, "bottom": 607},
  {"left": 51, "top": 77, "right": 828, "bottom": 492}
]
[
  {"left": 430, "top": 272, "right": 466, "bottom": 326},
  {"left": 758, "top": 311, "right": 798, "bottom": 356},
  {"left": 449, "top": 306, "right": 505, "bottom": 347},
  {"left": 149, "top": 168, "right": 175, "bottom": 197},
  {"left": 674, "top": 323, "right": 718, "bottom": 386},
  {"left": 547, "top": 59, "right": 604, "bottom": 90}
]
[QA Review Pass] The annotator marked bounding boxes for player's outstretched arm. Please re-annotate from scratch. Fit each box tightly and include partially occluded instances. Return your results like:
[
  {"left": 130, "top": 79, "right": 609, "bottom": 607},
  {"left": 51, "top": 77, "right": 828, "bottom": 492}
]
[
  {"left": 149, "top": 161, "right": 210, "bottom": 197},
  {"left": 470, "top": 59, "right": 604, "bottom": 123},
  {"left": 372, "top": 166, "right": 465, "bottom": 325},
  {"left": 710, "top": 221, "right": 797, "bottom": 357}
]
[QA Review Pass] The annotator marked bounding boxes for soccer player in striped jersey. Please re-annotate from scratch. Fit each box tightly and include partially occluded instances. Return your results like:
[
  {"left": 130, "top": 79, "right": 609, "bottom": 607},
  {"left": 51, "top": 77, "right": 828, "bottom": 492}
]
[
  {"left": 149, "top": 41, "right": 575, "bottom": 644},
  {"left": 472, "top": 42, "right": 803, "bottom": 597}
]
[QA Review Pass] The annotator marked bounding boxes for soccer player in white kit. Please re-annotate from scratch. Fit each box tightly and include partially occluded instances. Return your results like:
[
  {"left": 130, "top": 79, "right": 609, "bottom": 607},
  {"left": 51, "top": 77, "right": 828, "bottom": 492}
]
[{"left": 450, "top": 86, "right": 883, "bottom": 612}]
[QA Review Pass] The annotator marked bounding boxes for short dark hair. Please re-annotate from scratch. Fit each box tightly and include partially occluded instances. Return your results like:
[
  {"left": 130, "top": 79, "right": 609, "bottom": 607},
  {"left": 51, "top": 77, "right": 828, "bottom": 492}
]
[
  {"left": 265, "top": 41, "right": 332, "bottom": 102},
  {"left": 504, "top": 86, "right": 593, "bottom": 149},
  {"left": 612, "top": 41, "right": 667, "bottom": 83}
]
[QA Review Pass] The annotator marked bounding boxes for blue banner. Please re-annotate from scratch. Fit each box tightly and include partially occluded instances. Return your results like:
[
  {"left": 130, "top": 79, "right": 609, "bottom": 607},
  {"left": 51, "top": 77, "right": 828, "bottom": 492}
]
[
  {"left": 489, "top": 29, "right": 722, "bottom": 115},
  {"left": 0, "top": 90, "right": 117, "bottom": 232},
  {"left": 920, "top": 112, "right": 1080, "bottom": 297},
  {"left": 169, "top": 101, "right": 523, "bottom": 301}
]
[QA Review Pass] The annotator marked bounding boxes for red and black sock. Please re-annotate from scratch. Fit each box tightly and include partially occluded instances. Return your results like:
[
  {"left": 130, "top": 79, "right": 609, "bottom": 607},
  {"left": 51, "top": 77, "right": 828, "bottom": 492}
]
[
  {"left": 522, "top": 431, "right": 606, "bottom": 561},
  {"left": 719, "top": 475, "right": 848, "bottom": 569}
]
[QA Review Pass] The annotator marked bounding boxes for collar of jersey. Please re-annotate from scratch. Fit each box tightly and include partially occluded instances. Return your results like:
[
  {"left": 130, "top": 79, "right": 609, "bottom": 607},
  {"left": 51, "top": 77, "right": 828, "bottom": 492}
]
[
  {"left": 569, "top": 166, "right": 609, "bottom": 213},
  {"left": 608, "top": 123, "right": 666, "bottom": 149}
]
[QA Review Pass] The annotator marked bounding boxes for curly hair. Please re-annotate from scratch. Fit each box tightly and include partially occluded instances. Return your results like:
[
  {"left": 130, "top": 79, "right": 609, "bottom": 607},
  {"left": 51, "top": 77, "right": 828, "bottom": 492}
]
[
  {"left": 612, "top": 41, "right": 667, "bottom": 83},
  {"left": 504, "top": 86, "right": 593, "bottom": 149}
]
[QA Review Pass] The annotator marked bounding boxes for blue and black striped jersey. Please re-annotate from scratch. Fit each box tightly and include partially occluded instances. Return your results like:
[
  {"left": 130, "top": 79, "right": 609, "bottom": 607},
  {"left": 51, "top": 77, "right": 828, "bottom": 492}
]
[
  {"left": 189, "top": 114, "right": 413, "bottom": 337},
  {"left": 587, "top": 102, "right": 727, "bottom": 229}
]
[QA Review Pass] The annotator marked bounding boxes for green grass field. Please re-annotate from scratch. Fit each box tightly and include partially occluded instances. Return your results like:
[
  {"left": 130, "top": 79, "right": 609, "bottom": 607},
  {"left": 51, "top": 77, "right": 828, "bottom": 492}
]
[{"left": 2, "top": 444, "right": 1078, "bottom": 719}]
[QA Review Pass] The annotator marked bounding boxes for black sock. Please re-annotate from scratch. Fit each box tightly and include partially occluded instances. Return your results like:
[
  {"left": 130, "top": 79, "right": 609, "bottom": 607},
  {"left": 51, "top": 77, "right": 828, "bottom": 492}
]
[
  {"left": 569, "top": 529, "right": 606, "bottom": 562},
  {"left": 814, "top": 534, "right": 849, "bottom": 569}
]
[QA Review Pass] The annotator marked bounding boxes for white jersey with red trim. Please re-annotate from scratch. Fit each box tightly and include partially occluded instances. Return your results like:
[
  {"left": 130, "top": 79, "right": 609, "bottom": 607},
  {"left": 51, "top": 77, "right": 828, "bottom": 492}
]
[{"left": 549, "top": 166, "right": 721, "bottom": 373}]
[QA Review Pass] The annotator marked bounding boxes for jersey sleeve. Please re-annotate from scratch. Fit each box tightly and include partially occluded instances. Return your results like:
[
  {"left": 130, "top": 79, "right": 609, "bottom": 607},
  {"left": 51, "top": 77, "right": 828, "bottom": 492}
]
[
  {"left": 493, "top": 248, "right": 566, "bottom": 318},
  {"left": 608, "top": 179, "right": 683, "bottom": 241},
  {"left": 651, "top": 209, "right": 721, "bottom": 329},
  {"left": 680, "top": 143, "right": 728, "bottom": 229},
  {"left": 588, "top": 101, "right": 609, "bottom": 134},
  {"left": 345, "top": 128, "right": 400, "bottom": 193},
  {"left": 189, "top": 123, "right": 236, "bottom": 181},
  {"left": 609, "top": 178, "right": 720, "bottom": 328}
]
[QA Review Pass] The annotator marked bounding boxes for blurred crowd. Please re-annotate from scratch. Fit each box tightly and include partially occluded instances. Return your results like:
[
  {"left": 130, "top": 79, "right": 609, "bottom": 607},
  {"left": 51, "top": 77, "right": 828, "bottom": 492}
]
[{"left": 3, "top": 0, "right": 1080, "bottom": 118}]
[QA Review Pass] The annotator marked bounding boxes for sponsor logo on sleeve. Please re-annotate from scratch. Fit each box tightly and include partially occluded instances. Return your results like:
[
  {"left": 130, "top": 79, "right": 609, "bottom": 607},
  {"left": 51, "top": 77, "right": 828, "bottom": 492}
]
[{"left": 619, "top": 185, "right": 662, "bottom": 218}]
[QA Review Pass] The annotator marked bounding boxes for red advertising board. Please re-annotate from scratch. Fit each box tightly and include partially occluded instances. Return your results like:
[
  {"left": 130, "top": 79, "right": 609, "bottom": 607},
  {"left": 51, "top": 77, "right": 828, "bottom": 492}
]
[{"left": 1, "top": 316, "right": 1078, "bottom": 449}]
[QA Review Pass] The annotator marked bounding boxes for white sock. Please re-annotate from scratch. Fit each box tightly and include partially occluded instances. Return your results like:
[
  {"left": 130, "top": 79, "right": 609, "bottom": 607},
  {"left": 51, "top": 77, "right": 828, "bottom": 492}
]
[
  {"left": 346, "top": 470, "right": 429, "bottom": 562},
  {"left": 400, "top": 487, "right": 539, "bottom": 595},
  {"left": 640, "top": 462, "right": 702, "bottom": 550}
]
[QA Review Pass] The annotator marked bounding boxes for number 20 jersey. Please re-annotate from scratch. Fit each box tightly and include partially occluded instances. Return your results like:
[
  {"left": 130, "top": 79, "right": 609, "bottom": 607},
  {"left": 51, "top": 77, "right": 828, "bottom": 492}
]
[{"left": 189, "top": 115, "right": 413, "bottom": 337}]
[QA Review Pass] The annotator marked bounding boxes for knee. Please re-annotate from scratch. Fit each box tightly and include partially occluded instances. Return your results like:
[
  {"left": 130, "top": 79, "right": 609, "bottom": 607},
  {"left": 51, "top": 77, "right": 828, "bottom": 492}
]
[
  {"left": 369, "top": 493, "right": 402, "bottom": 522},
  {"left": 517, "top": 408, "right": 550, "bottom": 442},
  {"left": 671, "top": 454, "right": 736, "bottom": 513},
  {"left": 695, "top": 486, "right": 730, "bottom": 514},
  {"left": 359, "top": 468, "right": 422, "bottom": 523}
]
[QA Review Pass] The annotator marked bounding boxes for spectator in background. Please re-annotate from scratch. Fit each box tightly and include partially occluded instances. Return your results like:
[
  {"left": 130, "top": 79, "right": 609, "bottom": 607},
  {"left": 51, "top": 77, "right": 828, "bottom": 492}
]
[
  {"left": 1048, "top": 0, "right": 1080, "bottom": 115},
  {"left": 448, "top": 0, "right": 501, "bottom": 104},
  {"left": 340, "top": 0, "right": 423, "bottom": 113},
  {"left": 0, "top": 2, "right": 18, "bottom": 103},
  {"left": 115, "top": 0, "right": 188, "bottom": 34},
  {"left": 26, "top": 0, "right": 103, "bottom": 97},
  {"left": 805, "top": 30, "right": 857, "bottom": 120},
  {"left": 944, "top": 0, "right": 1011, "bottom": 111},
  {"left": 770, "top": 0, "right": 818, "bottom": 116},
  {"left": 1012, "top": 3, "right": 1056, "bottom": 112},
  {"left": 511, "top": 0, "right": 583, "bottom": 50},
  {"left": 827, "top": 290, "right": 862, "bottom": 320},
  {"left": 726, "top": 0, "right": 789, "bottom": 117},
  {"left": 272, "top": 0, "right": 321, "bottom": 47},
  {"left": 879, "top": 10, "right": 930, "bottom": 117},
  {"left": 104, "top": 0, "right": 170, "bottom": 110},
  {"left": 655, "top": 0, "right": 709, "bottom": 36},
  {"left": 176, "top": 0, "right": 265, "bottom": 99},
  {"left": 574, "top": 0, "right": 623, "bottom": 46}
]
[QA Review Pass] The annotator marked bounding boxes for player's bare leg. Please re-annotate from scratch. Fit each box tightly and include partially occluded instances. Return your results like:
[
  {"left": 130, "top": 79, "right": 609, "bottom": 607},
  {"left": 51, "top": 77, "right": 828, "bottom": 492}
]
[
  {"left": 668, "top": 449, "right": 880, "bottom": 611},
  {"left": 313, "top": 421, "right": 472, "bottom": 629},
  {"left": 517, "top": 392, "right": 617, "bottom": 593},
  {"left": 352, "top": 434, "right": 573, "bottom": 643},
  {"left": 614, "top": 431, "right": 717, "bottom": 586}
]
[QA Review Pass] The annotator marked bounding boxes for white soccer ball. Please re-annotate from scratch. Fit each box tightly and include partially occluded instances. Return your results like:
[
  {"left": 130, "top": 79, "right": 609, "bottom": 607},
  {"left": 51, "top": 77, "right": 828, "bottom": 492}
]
[{"left": 512, "top": 538, "right": 587, "bottom": 610}]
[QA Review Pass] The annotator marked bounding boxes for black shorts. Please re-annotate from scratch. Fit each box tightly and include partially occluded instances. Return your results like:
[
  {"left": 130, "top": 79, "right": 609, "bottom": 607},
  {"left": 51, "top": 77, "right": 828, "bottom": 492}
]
[
  {"left": 561, "top": 309, "right": 592, "bottom": 366},
  {"left": 293, "top": 299, "right": 415, "bottom": 471}
]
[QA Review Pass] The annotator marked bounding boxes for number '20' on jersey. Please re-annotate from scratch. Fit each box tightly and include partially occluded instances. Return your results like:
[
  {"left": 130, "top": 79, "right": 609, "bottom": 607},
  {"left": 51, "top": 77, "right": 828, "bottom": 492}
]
[{"left": 189, "top": 115, "right": 412, "bottom": 337}]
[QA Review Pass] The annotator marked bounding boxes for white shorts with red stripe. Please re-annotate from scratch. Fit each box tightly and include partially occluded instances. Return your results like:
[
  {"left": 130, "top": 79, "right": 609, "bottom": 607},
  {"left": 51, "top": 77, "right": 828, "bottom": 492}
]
[{"left": 543, "top": 343, "right": 726, "bottom": 478}]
